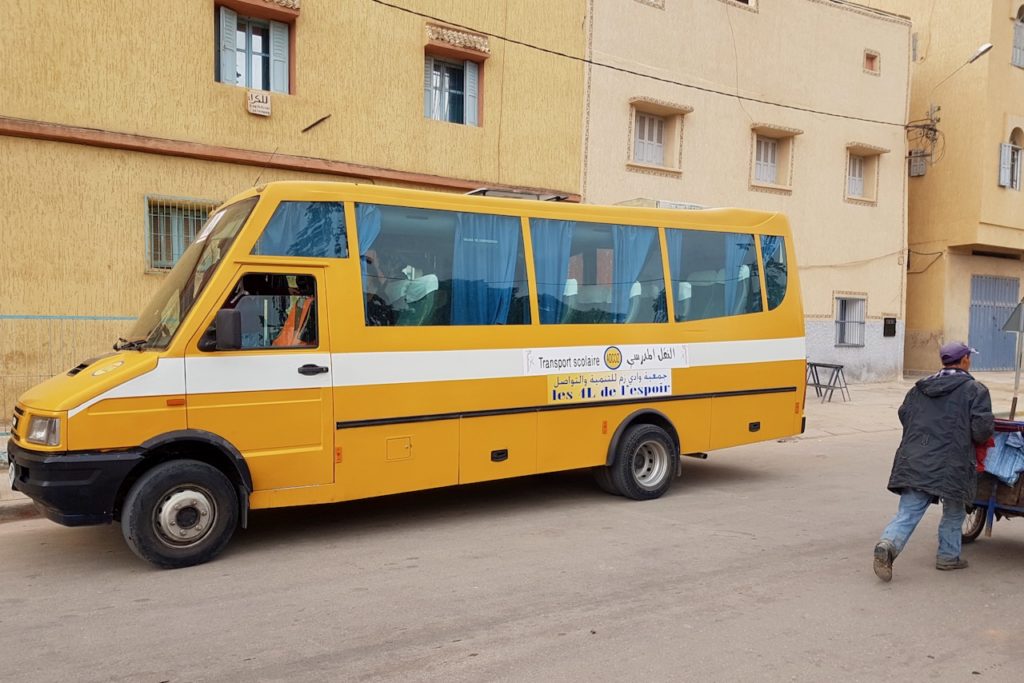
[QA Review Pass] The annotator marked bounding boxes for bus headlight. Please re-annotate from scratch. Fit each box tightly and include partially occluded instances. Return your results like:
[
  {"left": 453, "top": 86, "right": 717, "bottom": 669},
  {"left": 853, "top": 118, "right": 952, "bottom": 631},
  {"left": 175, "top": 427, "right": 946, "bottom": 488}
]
[{"left": 26, "top": 416, "right": 61, "bottom": 446}]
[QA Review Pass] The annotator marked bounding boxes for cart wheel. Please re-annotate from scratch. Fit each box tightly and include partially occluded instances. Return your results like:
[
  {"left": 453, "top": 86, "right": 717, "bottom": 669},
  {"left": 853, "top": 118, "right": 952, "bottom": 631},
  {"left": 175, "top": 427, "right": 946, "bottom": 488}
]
[{"left": 962, "top": 505, "right": 985, "bottom": 544}]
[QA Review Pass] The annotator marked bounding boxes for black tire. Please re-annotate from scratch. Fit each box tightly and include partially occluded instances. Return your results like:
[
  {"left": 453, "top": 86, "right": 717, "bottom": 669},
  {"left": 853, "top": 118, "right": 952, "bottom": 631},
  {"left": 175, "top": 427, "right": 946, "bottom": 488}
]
[
  {"left": 592, "top": 466, "right": 620, "bottom": 496},
  {"left": 608, "top": 423, "right": 677, "bottom": 500},
  {"left": 121, "top": 460, "right": 239, "bottom": 569},
  {"left": 962, "top": 505, "right": 985, "bottom": 544}
]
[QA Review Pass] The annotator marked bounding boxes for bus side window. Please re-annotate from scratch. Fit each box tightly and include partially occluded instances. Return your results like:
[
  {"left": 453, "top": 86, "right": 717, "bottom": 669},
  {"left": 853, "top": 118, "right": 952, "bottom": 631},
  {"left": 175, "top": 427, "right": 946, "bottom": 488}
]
[
  {"left": 530, "top": 219, "right": 664, "bottom": 325},
  {"left": 666, "top": 229, "right": 762, "bottom": 321},
  {"left": 202, "top": 273, "right": 318, "bottom": 349},
  {"left": 761, "top": 235, "right": 787, "bottom": 310},
  {"left": 356, "top": 203, "right": 531, "bottom": 327},
  {"left": 252, "top": 201, "right": 347, "bottom": 258}
]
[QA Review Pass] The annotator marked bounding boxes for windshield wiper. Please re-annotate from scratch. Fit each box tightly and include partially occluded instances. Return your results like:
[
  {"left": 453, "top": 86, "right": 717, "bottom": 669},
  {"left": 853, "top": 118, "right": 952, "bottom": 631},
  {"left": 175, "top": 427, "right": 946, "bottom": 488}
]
[{"left": 113, "top": 337, "right": 147, "bottom": 352}]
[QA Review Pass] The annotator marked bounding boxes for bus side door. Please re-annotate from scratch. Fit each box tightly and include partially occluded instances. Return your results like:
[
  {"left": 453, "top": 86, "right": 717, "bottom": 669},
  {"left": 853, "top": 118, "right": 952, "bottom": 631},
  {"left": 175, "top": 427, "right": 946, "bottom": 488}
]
[{"left": 185, "top": 266, "right": 335, "bottom": 491}]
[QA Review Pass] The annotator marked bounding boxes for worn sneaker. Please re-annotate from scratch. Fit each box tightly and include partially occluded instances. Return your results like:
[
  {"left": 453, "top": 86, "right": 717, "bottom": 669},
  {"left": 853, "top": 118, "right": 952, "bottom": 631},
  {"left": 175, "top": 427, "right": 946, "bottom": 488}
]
[
  {"left": 873, "top": 541, "right": 895, "bottom": 582},
  {"left": 936, "top": 557, "right": 969, "bottom": 571}
]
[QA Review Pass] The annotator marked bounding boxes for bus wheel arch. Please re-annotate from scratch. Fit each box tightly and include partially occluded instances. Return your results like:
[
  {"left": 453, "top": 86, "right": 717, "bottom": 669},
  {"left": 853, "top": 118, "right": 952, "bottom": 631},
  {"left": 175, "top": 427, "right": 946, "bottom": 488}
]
[
  {"left": 605, "top": 410, "right": 680, "bottom": 467},
  {"left": 114, "top": 430, "right": 252, "bottom": 529},
  {"left": 597, "top": 410, "right": 679, "bottom": 500}
]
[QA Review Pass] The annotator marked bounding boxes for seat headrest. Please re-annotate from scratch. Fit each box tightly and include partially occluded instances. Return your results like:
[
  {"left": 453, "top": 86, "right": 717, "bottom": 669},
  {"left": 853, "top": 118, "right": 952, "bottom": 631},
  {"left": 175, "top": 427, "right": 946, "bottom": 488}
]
[
  {"left": 563, "top": 278, "right": 578, "bottom": 297},
  {"left": 677, "top": 282, "right": 692, "bottom": 300},
  {"left": 405, "top": 274, "right": 439, "bottom": 303},
  {"left": 630, "top": 282, "right": 642, "bottom": 298}
]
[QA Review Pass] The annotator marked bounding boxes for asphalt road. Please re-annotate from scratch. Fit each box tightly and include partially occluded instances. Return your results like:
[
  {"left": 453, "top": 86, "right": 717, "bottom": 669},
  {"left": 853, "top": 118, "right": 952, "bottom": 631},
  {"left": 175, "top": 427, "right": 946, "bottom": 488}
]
[{"left": 2, "top": 425, "right": 1024, "bottom": 682}]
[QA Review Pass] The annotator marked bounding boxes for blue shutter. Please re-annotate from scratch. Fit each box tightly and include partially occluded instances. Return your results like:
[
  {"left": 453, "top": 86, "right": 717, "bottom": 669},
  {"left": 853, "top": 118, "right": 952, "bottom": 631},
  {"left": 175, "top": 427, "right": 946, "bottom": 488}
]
[
  {"left": 1000, "top": 143, "right": 1013, "bottom": 187},
  {"left": 424, "top": 57, "right": 435, "bottom": 118},
  {"left": 219, "top": 6, "right": 238, "bottom": 85},
  {"left": 464, "top": 60, "right": 479, "bottom": 127},
  {"left": 270, "top": 21, "right": 289, "bottom": 94}
]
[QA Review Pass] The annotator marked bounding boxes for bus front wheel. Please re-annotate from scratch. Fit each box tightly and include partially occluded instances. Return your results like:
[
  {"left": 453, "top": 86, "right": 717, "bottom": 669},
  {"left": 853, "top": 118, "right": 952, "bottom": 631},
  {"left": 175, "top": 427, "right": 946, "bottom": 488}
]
[
  {"left": 607, "top": 423, "right": 676, "bottom": 500},
  {"left": 121, "top": 459, "right": 239, "bottom": 569}
]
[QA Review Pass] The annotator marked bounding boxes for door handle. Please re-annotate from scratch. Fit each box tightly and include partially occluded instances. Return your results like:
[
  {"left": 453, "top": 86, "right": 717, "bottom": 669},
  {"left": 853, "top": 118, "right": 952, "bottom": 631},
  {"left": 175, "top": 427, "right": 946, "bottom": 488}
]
[{"left": 298, "top": 364, "right": 329, "bottom": 376}]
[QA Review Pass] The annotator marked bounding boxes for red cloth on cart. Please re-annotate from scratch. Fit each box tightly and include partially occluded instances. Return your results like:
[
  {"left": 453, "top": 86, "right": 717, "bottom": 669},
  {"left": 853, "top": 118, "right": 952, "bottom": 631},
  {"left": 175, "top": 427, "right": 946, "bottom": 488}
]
[{"left": 977, "top": 437, "right": 995, "bottom": 473}]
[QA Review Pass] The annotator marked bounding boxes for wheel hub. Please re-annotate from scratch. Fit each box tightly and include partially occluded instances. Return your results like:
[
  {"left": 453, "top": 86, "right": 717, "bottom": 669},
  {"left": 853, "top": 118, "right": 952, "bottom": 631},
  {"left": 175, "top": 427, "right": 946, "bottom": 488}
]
[{"left": 155, "top": 488, "right": 215, "bottom": 547}]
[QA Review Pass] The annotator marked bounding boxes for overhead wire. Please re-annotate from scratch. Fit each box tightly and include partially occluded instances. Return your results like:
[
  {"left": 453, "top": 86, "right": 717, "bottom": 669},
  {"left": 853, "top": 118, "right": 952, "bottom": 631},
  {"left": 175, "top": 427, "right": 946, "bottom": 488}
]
[{"left": 368, "top": 0, "right": 907, "bottom": 128}]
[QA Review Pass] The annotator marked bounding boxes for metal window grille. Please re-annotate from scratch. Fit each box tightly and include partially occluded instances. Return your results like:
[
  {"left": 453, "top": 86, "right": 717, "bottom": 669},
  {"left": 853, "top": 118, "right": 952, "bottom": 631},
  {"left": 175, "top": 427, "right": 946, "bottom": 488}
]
[
  {"left": 755, "top": 136, "right": 777, "bottom": 184},
  {"left": 835, "top": 297, "right": 866, "bottom": 347},
  {"left": 146, "top": 197, "right": 219, "bottom": 270},
  {"left": 634, "top": 112, "right": 665, "bottom": 165},
  {"left": 847, "top": 155, "right": 865, "bottom": 197}
]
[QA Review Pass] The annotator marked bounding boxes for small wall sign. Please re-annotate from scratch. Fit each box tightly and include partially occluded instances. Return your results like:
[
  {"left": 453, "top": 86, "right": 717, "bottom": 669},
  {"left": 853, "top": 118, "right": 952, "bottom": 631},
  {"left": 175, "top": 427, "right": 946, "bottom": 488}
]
[{"left": 247, "top": 90, "right": 271, "bottom": 117}]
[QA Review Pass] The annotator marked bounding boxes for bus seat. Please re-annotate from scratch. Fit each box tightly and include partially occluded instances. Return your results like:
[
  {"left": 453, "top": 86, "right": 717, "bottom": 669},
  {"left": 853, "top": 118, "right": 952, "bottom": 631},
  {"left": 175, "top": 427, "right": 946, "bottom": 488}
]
[
  {"left": 624, "top": 281, "right": 643, "bottom": 323},
  {"left": 560, "top": 278, "right": 578, "bottom": 323},
  {"left": 677, "top": 281, "right": 692, "bottom": 321},
  {"left": 731, "top": 265, "right": 751, "bottom": 315},
  {"left": 398, "top": 274, "right": 439, "bottom": 326}
]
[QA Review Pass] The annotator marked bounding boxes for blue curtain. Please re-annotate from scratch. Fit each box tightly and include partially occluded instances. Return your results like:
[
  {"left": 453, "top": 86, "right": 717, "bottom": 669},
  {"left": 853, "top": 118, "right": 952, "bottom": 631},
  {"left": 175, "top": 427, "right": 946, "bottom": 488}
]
[
  {"left": 356, "top": 204, "right": 382, "bottom": 273},
  {"left": 611, "top": 226, "right": 656, "bottom": 322},
  {"left": 724, "top": 233, "right": 754, "bottom": 314},
  {"left": 451, "top": 213, "right": 521, "bottom": 325},
  {"left": 530, "top": 219, "right": 575, "bottom": 324},
  {"left": 665, "top": 229, "right": 685, "bottom": 283}
]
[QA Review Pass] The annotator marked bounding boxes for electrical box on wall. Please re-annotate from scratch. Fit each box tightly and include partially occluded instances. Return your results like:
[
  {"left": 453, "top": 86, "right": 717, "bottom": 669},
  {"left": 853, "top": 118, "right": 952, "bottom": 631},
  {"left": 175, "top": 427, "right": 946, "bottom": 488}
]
[{"left": 883, "top": 318, "right": 897, "bottom": 337}]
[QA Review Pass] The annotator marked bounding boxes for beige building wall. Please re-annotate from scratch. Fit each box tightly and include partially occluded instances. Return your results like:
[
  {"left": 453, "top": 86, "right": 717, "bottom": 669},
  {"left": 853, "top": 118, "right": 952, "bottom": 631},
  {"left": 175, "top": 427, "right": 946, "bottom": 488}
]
[
  {"left": 866, "top": 0, "right": 1024, "bottom": 373},
  {"left": 584, "top": 0, "right": 911, "bottom": 381},
  {"left": 0, "top": 0, "right": 586, "bottom": 420}
]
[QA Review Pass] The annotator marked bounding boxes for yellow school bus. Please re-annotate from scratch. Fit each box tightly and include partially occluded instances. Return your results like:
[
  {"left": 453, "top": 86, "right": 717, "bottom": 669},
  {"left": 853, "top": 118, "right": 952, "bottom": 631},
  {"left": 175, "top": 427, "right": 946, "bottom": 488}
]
[{"left": 8, "top": 181, "right": 805, "bottom": 568}]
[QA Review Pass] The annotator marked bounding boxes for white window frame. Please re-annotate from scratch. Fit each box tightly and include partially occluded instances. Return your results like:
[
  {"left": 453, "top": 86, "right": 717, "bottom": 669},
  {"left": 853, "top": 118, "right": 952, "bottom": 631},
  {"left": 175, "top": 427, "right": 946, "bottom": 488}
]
[
  {"left": 634, "top": 112, "right": 666, "bottom": 166},
  {"left": 835, "top": 297, "right": 866, "bottom": 347},
  {"left": 1001, "top": 143, "right": 1023, "bottom": 190},
  {"left": 424, "top": 55, "right": 479, "bottom": 126},
  {"left": 146, "top": 197, "right": 220, "bottom": 271},
  {"left": 217, "top": 6, "right": 290, "bottom": 94},
  {"left": 755, "top": 136, "right": 778, "bottom": 184},
  {"left": 847, "top": 155, "right": 866, "bottom": 197},
  {"left": 1014, "top": 9, "right": 1024, "bottom": 68}
]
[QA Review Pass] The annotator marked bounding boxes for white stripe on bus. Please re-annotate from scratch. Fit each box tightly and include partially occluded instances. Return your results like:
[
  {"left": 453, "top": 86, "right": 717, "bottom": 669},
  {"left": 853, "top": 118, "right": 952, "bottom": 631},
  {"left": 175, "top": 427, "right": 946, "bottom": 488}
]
[{"left": 66, "top": 337, "right": 806, "bottom": 416}]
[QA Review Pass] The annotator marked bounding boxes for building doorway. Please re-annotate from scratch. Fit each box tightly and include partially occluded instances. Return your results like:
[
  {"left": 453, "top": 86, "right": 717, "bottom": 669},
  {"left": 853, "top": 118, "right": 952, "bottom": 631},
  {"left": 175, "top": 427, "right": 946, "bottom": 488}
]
[{"left": 969, "top": 275, "right": 1019, "bottom": 371}]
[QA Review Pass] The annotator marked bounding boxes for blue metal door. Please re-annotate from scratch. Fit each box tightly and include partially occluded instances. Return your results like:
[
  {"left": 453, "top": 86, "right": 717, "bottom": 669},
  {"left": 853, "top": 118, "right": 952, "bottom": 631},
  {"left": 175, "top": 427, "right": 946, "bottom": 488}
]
[{"left": 969, "top": 275, "right": 1019, "bottom": 371}]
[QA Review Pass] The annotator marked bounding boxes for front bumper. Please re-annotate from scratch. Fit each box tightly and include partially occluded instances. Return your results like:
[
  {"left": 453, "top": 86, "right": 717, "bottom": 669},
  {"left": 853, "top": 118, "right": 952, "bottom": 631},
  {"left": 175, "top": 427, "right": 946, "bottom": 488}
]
[{"left": 8, "top": 440, "right": 144, "bottom": 526}]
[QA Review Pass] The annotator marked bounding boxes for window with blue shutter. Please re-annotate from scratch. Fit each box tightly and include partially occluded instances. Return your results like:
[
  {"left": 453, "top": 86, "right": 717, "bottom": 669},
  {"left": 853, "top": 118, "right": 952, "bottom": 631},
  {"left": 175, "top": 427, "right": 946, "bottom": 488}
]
[
  {"left": 424, "top": 56, "right": 480, "bottom": 126},
  {"left": 216, "top": 6, "right": 290, "bottom": 93}
]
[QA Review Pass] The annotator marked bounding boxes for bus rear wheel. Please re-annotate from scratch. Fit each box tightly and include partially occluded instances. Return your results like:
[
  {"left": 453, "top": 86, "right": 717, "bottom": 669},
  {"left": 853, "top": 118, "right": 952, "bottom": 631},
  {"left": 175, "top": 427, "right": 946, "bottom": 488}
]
[
  {"left": 121, "top": 459, "right": 238, "bottom": 569},
  {"left": 607, "top": 424, "right": 676, "bottom": 500}
]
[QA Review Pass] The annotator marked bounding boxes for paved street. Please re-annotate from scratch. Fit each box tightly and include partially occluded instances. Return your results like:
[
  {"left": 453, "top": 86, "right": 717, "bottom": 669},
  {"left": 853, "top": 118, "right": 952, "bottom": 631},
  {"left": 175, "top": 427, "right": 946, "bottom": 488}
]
[{"left": 2, "top": 379, "right": 1024, "bottom": 681}]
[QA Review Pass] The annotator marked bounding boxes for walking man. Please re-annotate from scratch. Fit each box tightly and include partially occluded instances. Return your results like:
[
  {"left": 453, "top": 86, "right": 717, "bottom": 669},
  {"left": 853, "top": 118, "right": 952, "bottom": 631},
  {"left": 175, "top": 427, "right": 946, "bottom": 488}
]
[{"left": 873, "top": 341, "right": 994, "bottom": 582}]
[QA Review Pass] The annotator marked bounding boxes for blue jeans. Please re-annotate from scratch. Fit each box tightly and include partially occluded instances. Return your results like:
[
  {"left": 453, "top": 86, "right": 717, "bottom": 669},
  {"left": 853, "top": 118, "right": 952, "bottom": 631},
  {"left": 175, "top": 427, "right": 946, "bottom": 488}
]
[{"left": 880, "top": 488, "right": 966, "bottom": 561}]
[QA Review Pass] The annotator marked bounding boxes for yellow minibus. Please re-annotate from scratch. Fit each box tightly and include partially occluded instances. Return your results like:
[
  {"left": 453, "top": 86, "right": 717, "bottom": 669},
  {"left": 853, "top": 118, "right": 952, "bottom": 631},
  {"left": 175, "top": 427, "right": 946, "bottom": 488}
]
[{"left": 8, "top": 181, "right": 805, "bottom": 568}]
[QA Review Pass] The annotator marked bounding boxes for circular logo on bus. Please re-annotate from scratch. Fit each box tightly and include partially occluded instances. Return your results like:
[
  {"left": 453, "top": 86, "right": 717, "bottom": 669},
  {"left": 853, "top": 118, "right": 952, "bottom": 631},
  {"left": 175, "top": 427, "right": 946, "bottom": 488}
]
[{"left": 604, "top": 346, "right": 623, "bottom": 370}]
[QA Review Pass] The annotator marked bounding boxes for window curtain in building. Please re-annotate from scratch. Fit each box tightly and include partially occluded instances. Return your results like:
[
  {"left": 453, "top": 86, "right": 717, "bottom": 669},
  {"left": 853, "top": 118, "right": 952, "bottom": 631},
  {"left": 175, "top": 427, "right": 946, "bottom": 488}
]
[
  {"left": 724, "top": 233, "right": 754, "bottom": 314},
  {"left": 611, "top": 225, "right": 656, "bottom": 322},
  {"left": 451, "top": 213, "right": 520, "bottom": 325},
  {"left": 530, "top": 219, "right": 575, "bottom": 324}
]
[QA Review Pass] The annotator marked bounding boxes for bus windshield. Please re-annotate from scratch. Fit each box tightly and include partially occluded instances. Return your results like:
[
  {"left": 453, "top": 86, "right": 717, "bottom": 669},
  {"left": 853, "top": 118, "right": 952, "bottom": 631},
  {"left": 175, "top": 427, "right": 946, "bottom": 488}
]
[{"left": 123, "top": 196, "right": 258, "bottom": 350}]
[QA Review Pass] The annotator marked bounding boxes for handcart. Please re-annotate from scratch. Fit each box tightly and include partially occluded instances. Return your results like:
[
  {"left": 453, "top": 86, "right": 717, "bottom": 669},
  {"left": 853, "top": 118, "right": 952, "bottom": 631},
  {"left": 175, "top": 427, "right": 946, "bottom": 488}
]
[{"left": 962, "top": 418, "right": 1024, "bottom": 543}]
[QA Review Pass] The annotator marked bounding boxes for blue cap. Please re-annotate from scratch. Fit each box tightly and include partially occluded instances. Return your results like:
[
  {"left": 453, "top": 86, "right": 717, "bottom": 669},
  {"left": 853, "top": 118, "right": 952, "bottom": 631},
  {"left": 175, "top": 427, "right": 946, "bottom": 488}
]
[{"left": 940, "top": 341, "right": 977, "bottom": 365}]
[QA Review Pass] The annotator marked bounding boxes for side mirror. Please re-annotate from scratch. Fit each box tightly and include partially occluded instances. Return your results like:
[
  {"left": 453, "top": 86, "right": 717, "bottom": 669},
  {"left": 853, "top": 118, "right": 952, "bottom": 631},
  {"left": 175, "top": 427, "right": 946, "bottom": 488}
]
[{"left": 215, "top": 309, "right": 242, "bottom": 351}]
